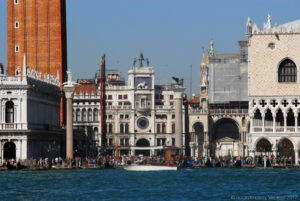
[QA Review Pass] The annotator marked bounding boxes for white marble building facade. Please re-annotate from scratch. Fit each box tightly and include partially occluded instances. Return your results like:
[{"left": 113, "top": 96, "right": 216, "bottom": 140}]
[{"left": 0, "top": 56, "right": 63, "bottom": 162}]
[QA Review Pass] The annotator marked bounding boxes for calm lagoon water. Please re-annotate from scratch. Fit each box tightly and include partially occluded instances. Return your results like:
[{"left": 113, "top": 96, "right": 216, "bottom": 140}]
[{"left": 0, "top": 168, "right": 300, "bottom": 201}]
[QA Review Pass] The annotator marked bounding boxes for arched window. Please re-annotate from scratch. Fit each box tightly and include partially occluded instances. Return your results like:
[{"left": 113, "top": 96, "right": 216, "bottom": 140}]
[
  {"left": 82, "top": 109, "right": 87, "bottom": 122},
  {"left": 93, "top": 109, "right": 98, "bottom": 121},
  {"left": 76, "top": 109, "right": 80, "bottom": 122},
  {"left": 172, "top": 123, "right": 175, "bottom": 133},
  {"left": 5, "top": 101, "right": 14, "bottom": 123},
  {"left": 88, "top": 109, "right": 92, "bottom": 121},
  {"left": 108, "top": 124, "right": 113, "bottom": 133},
  {"left": 125, "top": 123, "right": 129, "bottom": 133},
  {"left": 162, "top": 123, "right": 166, "bottom": 133},
  {"left": 120, "top": 124, "right": 124, "bottom": 133},
  {"left": 157, "top": 124, "right": 161, "bottom": 133},
  {"left": 73, "top": 109, "right": 75, "bottom": 121},
  {"left": 93, "top": 127, "right": 98, "bottom": 141},
  {"left": 278, "top": 59, "right": 297, "bottom": 82}
]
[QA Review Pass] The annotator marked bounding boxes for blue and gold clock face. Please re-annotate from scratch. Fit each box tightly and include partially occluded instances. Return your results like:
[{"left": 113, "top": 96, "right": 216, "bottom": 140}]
[
  {"left": 134, "top": 77, "right": 152, "bottom": 89},
  {"left": 137, "top": 117, "right": 149, "bottom": 129}
]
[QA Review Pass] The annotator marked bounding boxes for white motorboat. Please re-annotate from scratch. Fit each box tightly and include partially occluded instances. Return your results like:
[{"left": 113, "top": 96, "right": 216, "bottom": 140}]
[{"left": 123, "top": 164, "right": 178, "bottom": 171}]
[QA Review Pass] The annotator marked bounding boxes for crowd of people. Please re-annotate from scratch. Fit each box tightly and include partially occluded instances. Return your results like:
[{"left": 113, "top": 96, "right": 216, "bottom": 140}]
[{"left": 0, "top": 154, "right": 298, "bottom": 170}]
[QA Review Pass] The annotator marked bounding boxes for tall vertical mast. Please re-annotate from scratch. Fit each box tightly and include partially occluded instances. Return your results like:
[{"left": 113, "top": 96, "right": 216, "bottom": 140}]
[{"left": 100, "top": 54, "right": 106, "bottom": 147}]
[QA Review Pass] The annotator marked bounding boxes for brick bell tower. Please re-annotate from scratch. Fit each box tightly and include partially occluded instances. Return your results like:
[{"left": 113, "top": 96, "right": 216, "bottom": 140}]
[{"left": 7, "top": 0, "right": 67, "bottom": 126}]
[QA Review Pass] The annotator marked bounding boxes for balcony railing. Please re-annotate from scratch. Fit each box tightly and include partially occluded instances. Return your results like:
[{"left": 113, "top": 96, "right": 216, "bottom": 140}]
[
  {"left": 209, "top": 109, "right": 248, "bottom": 115},
  {"left": 265, "top": 126, "right": 273, "bottom": 132},
  {"left": 155, "top": 105, "right": 175, "bottom": 109},
  {"left": 287, "top": 126, "right": 295, "bottom": 132},
  {"left": 0, "top": 123, "right": 28, "bottom": 130},
  {"left": 189, "top": 109, "right": 208, "bottom": 114},
  {"left": 275, "top": 127, "right": 284, "bottom": 132},
  {"left": 252, "top": 126, "right": 298, "bottom": 133},
  {"left": 105, "top": 105, "right": 132, "bottom": 110},
  {"left": 253, "top": 127, "right": 262, "bottom": 132}
]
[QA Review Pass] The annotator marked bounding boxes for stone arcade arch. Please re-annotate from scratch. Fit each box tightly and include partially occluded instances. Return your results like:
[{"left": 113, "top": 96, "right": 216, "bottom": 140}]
[
  {"left": 277, "top": 138, "right": 294, "bottom": 158},
  {"left": 256, "top": 138, "right": 272, "bottom": 155},
  {"left": 191, "top": 122, "right": 204, "bottom": 157},
  {"left": 3, "top": 141, "right": 16, "bottom": 160},
  {"left": 213, "top": 118, "right": 240, "bottom": 157},
  {"left": 135, "top": 138, "right": 150, "bottom": 156},
  {"left": 214, "top": 118, "right": 239, "bottom": 140}
]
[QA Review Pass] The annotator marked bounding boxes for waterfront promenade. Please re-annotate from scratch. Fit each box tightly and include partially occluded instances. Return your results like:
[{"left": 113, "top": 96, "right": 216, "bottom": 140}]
[{"left": 0, "top": 155, "right": 299, "bottom": 170}]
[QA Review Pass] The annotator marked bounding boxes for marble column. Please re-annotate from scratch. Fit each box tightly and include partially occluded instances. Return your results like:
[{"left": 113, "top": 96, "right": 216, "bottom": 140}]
[
  {"left": 16, "top": 140, "right": 21, "bottom": 162},
  {"left": 295, "top": 115, "right": 298, "bottom": 132},
  {"left": 295, "top": 149, "right": 299, "bottom": 165},
  {"left": 272, "top": 115, "right": 276, "bottom": 132},
  {"left": 63, "top": 75, "right": 76, "bottom": 160},
  {"left": 174, "top": 91, "right": 184, "bottom": 151},
  {"left": 250, "top": 117, "right": 254, "bottom": 133},
  {"left": 272, "top": 148, "right": 277, "bottom": 159},
  {"left": 284, "top": 114, "right": 287, "bottom": 132},
  {"left": 262, "top": 114, "right": 265, "bottom": 132},
  {"left": 22, "top": 139, "right": 27, "bottom": 160}
]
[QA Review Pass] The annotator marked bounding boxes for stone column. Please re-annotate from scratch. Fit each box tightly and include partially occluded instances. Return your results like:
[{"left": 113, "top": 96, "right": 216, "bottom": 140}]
[
  {"left": 249, "top": 149, "right": 255, "bottom": 158},
  {"left": 190, "top": 144, "right": 194, "bottom": 157},
  {"left": 16, "top": 140, "right": 21, "bottom": 162},
  {"left": 250, "top": 117, "right": 254, "bottom": 133},
  {"left": 272, "top": 115, "right": 276, "bottom": 132},
  {"left": 22, "top": 139, "right": 27, "bottom": 160},
  {"left": 295, "top": 115, "right": 298, "bottom": 132},
  {"left": 295, "top": 149, "right": 299, "bottom": 165},
  {"left": 272, "top": 149, "right": 277, "bottom": 158},
  {"left": 63, "top": 82, "right": 76, "bottom": 160},
  {"left": 284, "top": 113, "right": 287, "bottom": 132},
  {"left": 174, "top": 89, "right": 185, "bottom": 152},
  {"left": 262, "top": 114, "right": 265, "bottom": 132}
]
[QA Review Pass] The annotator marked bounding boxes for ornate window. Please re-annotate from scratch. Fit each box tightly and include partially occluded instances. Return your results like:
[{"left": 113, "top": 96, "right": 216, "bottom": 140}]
[
  {"left": 5, "top": 101, "right": 14, "bottom": 123},
  {"left": 88, "top": 109, "right": 92, "bottom": 121},
  {"left": 125, "top": 123, "right": 129, "bottom": 133},
  {"left": 120, "top": 124, "right": 124, "bottom": 133},
  {"left": 93, "top": 109, "right": 98, "bottom": 121},
  {"left": 82, "top": 109, "right": 87, "bottom": 122},
  {"left": 172, "top": 123, "right": 175, "bottom": 133},
  {"left": 93, "top": 127, "right": 98, "bottom": 141},
  {"left": 162, "top": 123, "right": 166, "bottom": 133},
  {"left": 108, "top": 124, "right": 113, "bottom": 133},
  {"left": 157, "top": 124, "right": 161, "bottom": 133},
  {"left": 76, "top": 109, "right": 80, "bottom": 122},
  {"left": 278, "top": 59, "right": 297, "bottom": 83}
]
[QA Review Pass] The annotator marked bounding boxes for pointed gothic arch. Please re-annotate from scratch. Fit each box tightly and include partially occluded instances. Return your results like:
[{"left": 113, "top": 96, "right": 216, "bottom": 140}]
[{"left": 278, "top": 58, "right": 297, "bottom": 82}]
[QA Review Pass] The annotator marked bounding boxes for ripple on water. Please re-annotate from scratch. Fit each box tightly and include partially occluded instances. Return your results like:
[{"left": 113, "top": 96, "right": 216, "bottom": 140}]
[{"left": 1, "top": 168, "right": 300, "bottom": 201}]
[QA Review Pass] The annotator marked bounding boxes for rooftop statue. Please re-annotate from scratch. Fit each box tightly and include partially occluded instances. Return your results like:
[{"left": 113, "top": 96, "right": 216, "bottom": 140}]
[
  {"left": 172, "top": 76, "right": 184, "bottom": 87},
  {"left": 67, "top": 71, "right": 72, "bottom": 83},
  {"left": 133, "top": 58, "right": 137, "bottom": 67}
]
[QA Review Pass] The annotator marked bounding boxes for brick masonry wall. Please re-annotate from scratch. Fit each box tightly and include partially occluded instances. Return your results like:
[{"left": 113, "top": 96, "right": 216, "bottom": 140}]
[{"left": 7, "top": 0, "right": 65, "bottom": 80}]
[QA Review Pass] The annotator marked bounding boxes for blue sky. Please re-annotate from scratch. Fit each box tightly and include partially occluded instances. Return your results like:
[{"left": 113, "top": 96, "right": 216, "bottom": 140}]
[{"left": 1, "top": 0, "right": 300, "bottom": 97}]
